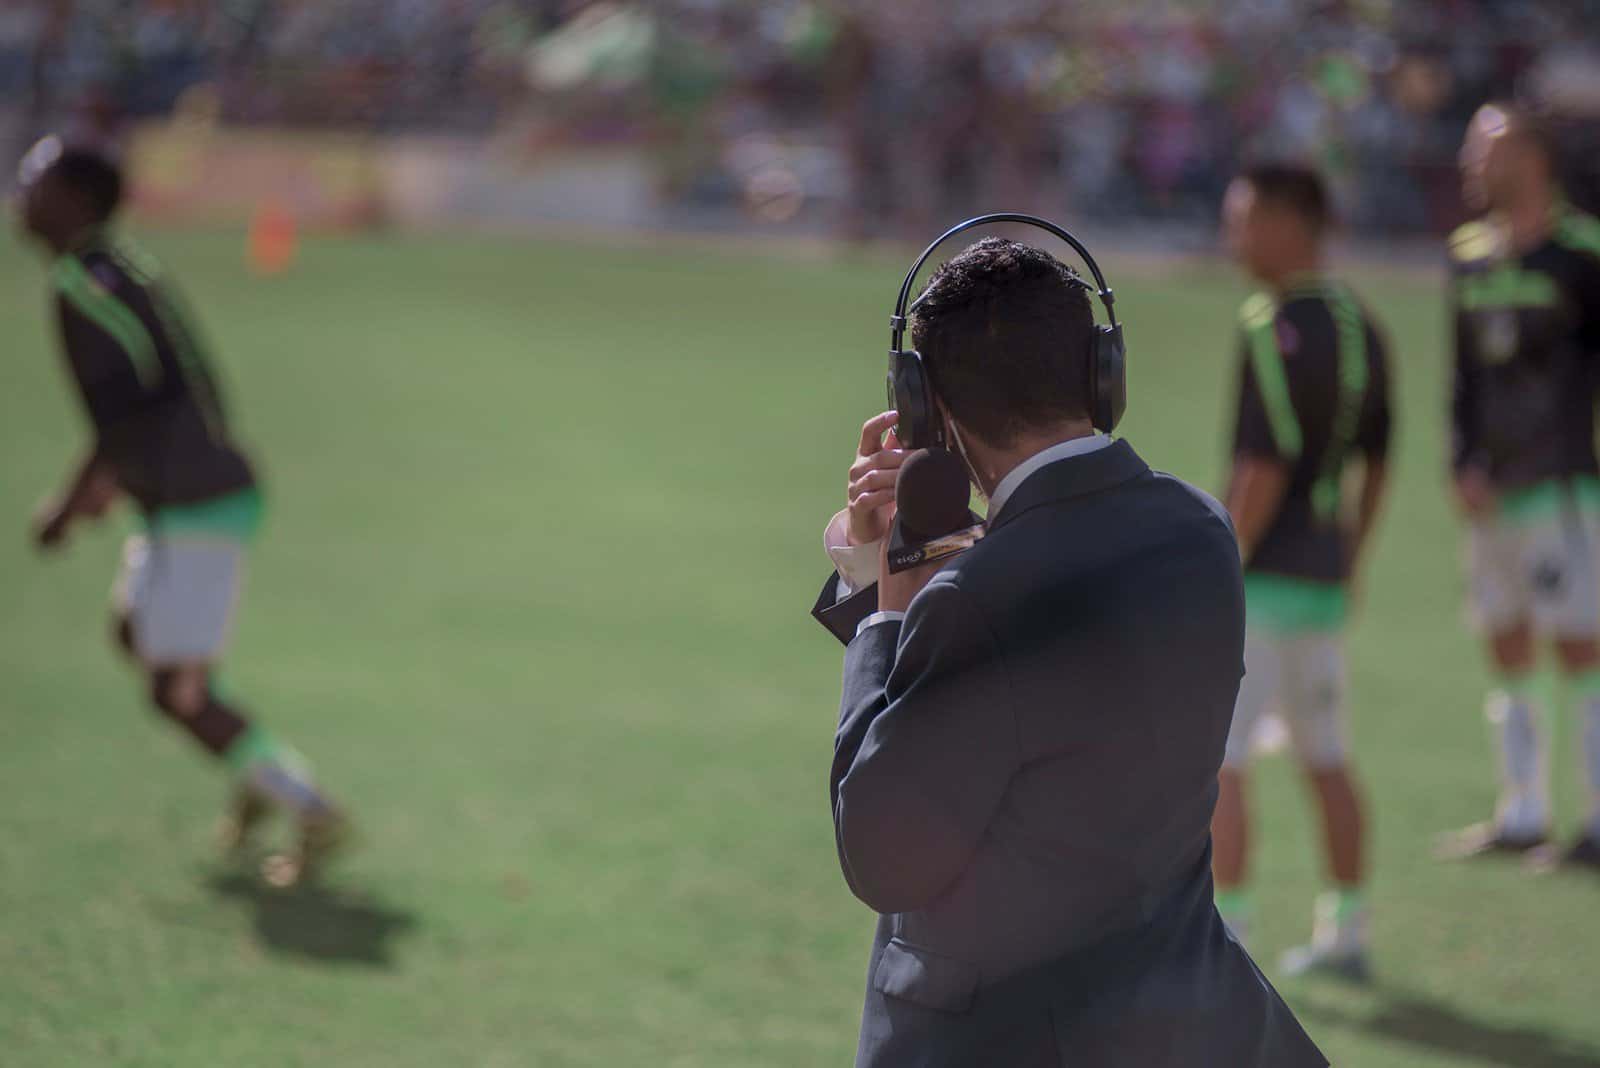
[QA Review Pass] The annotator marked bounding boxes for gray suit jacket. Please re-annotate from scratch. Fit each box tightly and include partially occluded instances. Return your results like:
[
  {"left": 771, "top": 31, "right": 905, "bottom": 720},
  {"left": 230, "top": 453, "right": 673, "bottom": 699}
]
[{"left": 822, "top": 439, "right": 1325, "bottom": 1068}]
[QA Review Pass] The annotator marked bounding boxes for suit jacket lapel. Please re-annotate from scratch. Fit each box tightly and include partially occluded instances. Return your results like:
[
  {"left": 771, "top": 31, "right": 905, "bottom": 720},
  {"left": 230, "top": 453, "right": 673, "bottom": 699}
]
[{"left": 987, "top": 439, "right": 1150, "bottom": 532}]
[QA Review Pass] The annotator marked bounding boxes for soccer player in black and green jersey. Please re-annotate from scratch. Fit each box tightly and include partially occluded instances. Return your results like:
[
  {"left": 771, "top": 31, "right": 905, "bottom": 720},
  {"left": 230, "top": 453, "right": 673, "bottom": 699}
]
[
  {"left": 1441, "top": 103, "right": 1600, "bottom": 870},
  {"left": 16, "top": 137, "right": 348, "bottom": 885},
  {"left": 1213, "top": 164, "right": 1393, "bottom": 978}
]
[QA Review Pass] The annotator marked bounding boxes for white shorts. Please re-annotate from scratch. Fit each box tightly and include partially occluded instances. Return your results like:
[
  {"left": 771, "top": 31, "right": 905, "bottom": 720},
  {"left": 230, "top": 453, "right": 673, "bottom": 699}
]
[
  {"left": 112, "top": 534, "right": 246, "bottom": 665},
  {"left": 1466, "top": 509, "right": 1600, "bottom": 638},
  {"left": 1223, "top": 630, "right": 1348, "bottom": 770}
]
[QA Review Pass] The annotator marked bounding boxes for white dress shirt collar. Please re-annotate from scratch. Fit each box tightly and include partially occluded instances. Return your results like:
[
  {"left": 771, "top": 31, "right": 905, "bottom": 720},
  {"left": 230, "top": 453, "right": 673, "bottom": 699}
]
[{"left": 986, "top": 433, "right": 1114, "bottom": 518}]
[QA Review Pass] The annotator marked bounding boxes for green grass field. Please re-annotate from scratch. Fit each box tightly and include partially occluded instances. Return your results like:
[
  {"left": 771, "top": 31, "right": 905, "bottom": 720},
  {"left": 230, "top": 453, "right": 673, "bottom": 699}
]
[{"left": 2, "top": 225, "right": 1598, "bottom": 1067}]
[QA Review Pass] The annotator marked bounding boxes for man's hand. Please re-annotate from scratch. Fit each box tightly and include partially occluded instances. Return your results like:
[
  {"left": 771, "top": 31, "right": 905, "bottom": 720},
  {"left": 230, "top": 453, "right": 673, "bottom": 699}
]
[
  {"left": 847, "top": 410, "right": 908, "bottom": 546},
  {"left": 1223, "top": 455, "right": 1291, "bottom": 563},
  {"left": 31, "top": 499, "right": 73, "bottom": 552},
  {"left": 877, "top": 537, "right": 945, "bottom": 613},
  {"left": 1454, "top": 466, "right": 1496, "bottom": 519}
]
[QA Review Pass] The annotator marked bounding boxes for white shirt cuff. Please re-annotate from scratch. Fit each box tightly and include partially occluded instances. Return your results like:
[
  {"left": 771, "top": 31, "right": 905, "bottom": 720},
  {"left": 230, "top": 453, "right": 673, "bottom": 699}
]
[
  {"left": 824, "top": 509, "right": 881, "bottom": 599},
  {"left": 855, "top": 610, "right": 905, "bottom": 638}
]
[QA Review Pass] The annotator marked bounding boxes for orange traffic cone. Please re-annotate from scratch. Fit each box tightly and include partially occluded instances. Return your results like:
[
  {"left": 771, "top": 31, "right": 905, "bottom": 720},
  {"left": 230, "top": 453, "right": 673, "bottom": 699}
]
[{"left": 247, "top": 200, "right": 297, "bottom": 275}]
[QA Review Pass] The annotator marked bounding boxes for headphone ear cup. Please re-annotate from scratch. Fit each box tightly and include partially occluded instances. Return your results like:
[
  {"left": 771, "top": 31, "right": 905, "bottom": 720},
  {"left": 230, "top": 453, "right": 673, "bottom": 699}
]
[
  {"left": 1091, "top": 325, "right": 1127, "bottom": 433},
  {"left": 889, "top": 350, "right": 940, "bottom": 449}
]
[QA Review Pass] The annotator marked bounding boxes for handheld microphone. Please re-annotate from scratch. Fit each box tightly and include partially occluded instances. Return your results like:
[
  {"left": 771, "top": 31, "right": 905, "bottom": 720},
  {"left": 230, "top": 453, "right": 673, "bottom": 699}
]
[{"left": 886, "top": 448, "right": 985, "bottom": 574}]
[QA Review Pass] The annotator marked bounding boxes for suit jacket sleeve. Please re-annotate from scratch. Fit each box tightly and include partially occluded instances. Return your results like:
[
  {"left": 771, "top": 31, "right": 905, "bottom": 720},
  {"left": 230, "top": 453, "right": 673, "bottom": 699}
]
[
  {"left": 811, "top": 572, "right": 878, "bottom": 646},
  {"left": 830, "top": 579, "right": 1017, "bottom": 914}
]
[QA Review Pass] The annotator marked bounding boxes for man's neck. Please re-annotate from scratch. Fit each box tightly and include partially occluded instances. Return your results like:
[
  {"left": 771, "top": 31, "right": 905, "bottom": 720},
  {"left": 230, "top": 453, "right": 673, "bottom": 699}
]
[
  {"left": 47, "top": 223, "right": 104, "bottom": 258},
  {"left": 1498, "top": 187, "right": 1556, "bottom": 254},
  {"left": 964, "top": 421, "right": 1097, "bottom": 499},
  {"left": 1260, "top": 251, "right": 1324, "bottom": 295}
]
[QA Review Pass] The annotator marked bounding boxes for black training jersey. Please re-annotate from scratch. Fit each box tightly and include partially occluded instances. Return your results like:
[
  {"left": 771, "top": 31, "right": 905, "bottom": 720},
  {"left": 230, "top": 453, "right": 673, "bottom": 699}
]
[
  {"left": 50, "top": 234, "right": 255, "bottom": 513},
  {"left": 1449, "top": 208, "right": 1600, "bottom": 491},
  {"left": 1231, "top": 279, "right": 1392, "bottom": 585}
]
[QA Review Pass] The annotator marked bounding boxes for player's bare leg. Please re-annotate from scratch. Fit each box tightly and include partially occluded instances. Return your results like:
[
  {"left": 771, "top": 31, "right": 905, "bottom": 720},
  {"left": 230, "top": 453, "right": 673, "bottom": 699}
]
[
  {"left": 140, "top": 657, "right": 348, "bottom": 883},
  {"left": 138, "top": 661, "right": 263, "bottom": 851},
  {"left": 1530, "top": 637, "right": 1600, "bottom": 872},
  {"left": 1211, "top": 769, "right": 1252, "bottom": 945},
  {"left": 1307, "top": 765, "right": 1364, "bottom": 887},
  {"left": 1440, "top": 622, "right": 1550, "bottom": 858}
]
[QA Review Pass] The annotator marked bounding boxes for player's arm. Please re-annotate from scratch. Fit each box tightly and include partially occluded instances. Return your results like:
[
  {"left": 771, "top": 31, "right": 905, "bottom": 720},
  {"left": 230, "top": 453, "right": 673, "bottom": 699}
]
[
  {"left": 1347, "top": 458, "right": 1387, "bottom": 577},
  {"left": 35, "top": 279, "right": 158, "bottom": 551},
  {"left": 1449, "top": 275, "right": 1493, "bottom": 517},
  {"left": 1347, "top": 329, "right": 1395, "bottom": 577},
  {"left": 1225, "top": 317, "right": 1297, "bottom": 561},
  {"left": 1225, "top": 456, "right": 1290, "bottom": 562},
  {"left": 32, "top": 452, "right": 117, "bottom": 550},
  {"left": 1558, "top": 212, "right": 1600, "bottom": 359}
]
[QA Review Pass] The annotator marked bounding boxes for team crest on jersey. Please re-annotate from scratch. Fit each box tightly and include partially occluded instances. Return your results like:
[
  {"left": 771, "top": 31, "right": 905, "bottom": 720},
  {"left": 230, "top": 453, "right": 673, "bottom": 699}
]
[{"left": 1275, "top": 317, "right": 1300, "bottom": 356}]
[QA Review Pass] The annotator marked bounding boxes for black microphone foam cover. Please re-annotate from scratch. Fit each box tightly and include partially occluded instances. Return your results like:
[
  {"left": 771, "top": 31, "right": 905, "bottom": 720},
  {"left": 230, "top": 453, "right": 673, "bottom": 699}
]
[{"left": 895, "top": 448, "right": 973, "bottom": 541}]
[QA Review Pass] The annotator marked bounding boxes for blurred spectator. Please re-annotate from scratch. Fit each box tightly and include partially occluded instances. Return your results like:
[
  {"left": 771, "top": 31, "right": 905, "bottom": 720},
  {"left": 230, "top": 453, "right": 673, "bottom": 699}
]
[{"left": 7, "top": 0, "right": 1600, "bottom": 236}]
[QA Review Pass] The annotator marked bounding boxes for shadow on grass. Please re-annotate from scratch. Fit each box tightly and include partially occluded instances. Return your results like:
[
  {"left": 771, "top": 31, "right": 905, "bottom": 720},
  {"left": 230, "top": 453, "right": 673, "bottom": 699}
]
[
  {"left": 208, "top": 872, "right": 417, "bottom": 967},
  {"left": 1297, "top": 983, "right": 1600, "bottom": 1068}
]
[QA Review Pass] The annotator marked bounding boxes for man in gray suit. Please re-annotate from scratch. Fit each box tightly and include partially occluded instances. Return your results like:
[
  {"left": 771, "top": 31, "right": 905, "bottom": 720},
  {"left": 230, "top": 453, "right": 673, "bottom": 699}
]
[{"left": 815, "top": 238, "right": 1325, "bottom": 1066}]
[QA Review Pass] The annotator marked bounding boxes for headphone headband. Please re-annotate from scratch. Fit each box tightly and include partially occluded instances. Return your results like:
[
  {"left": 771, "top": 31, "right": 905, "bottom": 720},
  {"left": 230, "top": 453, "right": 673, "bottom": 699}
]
[
  {"left": 885, "top": 211, "right": 1127, "bottom": 447},
  {"left": 889, "top": 212, "right": 1120, "bottom": 351}
]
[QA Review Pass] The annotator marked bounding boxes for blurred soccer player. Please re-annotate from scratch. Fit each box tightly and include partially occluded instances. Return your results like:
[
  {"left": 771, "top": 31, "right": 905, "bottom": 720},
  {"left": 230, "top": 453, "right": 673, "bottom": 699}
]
[
  {"left": 1441, "top": 103, "right": 1600, "bottom": 871},
  {"left": 14, "top": 136, "right": 349, "bottom": 886},
  {"left": 1214, "top": 164, "right": 1393, "bottom": 978}
]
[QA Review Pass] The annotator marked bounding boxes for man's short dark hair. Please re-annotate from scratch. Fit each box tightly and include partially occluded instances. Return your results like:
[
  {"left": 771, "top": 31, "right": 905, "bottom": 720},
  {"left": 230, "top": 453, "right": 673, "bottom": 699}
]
[
  {"left": 1240, "top": 162, "right": 1331, "bottom": 233},
  {"left": 47, "top": 147, "right": 124, "bottom": 222},
  {"left": 910, "top": 237, "right": 1096, "bottom": 445}
]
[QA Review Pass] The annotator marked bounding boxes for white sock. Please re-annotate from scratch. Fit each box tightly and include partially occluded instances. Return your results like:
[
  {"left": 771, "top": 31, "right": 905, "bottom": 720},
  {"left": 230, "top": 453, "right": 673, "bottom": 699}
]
[
  {"left": 244, "top": 760, "right": 333, "bottom": 820},
  {"left": 1487, "top": 688, "right": 1549, "bottom": 836},
  {"left": 1311, "top": 888, "right": 1368, "bottom": 954},
  {"left": 229, "top": 727, "right": 334, "bottom": 820}
]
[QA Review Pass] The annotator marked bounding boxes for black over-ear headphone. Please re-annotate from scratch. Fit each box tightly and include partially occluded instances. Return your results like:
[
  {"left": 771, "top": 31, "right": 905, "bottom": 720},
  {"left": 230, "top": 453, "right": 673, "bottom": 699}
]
[{"left": 887, "top": 212, "right": 1127, "bottom": 448}]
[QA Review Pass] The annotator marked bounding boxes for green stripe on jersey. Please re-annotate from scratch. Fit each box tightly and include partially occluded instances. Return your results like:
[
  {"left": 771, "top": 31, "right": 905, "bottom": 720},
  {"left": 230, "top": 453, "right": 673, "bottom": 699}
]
[
  {"left": 145, "top": 486, "right": 265, "bottom": 542},
  {"left": 107, "top": 237, "right": 230, "bottom": 440},
  {"left": 1555, "top": 209, "right": 1600, "bottom": 260},
  {"left": 1312, "top": 286, "right": 1370, "bottom": 519},
  {"left": 1498, "top": 477, "right": 1600, "bottom": 527},
  {"left": 1244, "top": 572, "right": 1347, "bottom": 635},
  {"left": 1459, "top": 265, "right": 1560, "bottom": 310},
  {"left": 52, "top": 256, "right": 162, "bottom": 388},
  {"left": 1240, "top": 293, "right": 1302, "bottom": 458}
]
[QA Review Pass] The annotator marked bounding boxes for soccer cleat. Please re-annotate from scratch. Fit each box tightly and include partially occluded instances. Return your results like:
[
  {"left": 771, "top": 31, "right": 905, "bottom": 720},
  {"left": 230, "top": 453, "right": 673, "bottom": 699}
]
[
  {"left": 216, "top": 785, "right": 272, "bottom": 854},
  {"left": 1279, "top": 942, "right": 1371, "bottom": 983},
  {"left": 1280, "top": 890, "right": 1371, "bottom": 983},
  {"left": 1526, "top": 834, "right": 1600, "bottom": 874},
  {"left": 261, "top": 807, "right": 353, "bottom": 889},
  {"left": 1433, "top": 821, "right": 1548, "bottom": 860}
]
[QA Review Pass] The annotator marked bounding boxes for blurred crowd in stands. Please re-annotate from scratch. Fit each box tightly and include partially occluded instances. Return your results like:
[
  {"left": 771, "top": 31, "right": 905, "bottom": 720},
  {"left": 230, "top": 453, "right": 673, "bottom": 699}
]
[{"left": 5, "top": 0, "right": 1600, "bottom": 237}]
